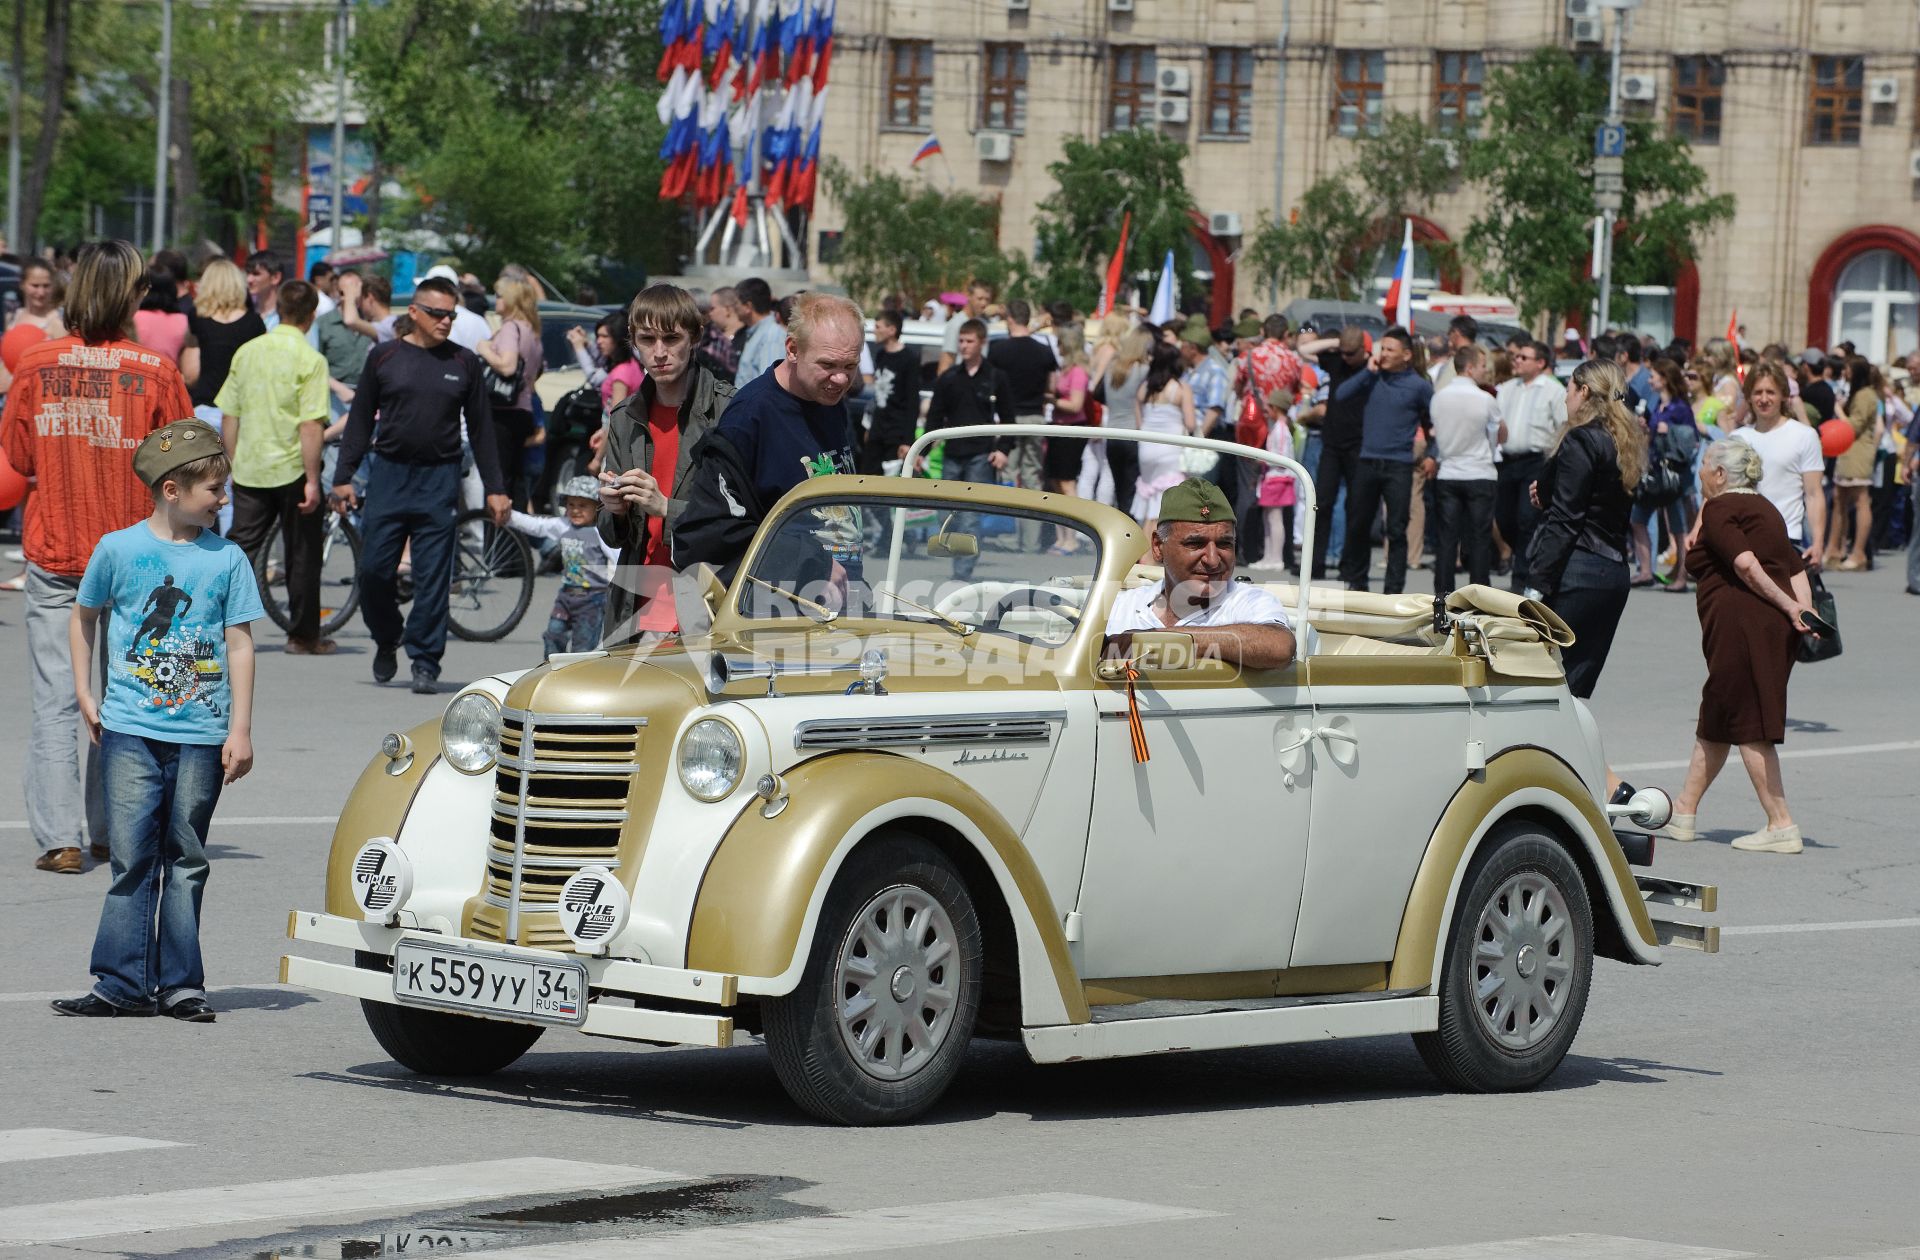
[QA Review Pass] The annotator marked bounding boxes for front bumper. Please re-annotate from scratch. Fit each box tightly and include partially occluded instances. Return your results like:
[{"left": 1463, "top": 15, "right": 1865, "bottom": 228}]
[{"left": 281, "top": 910, "right": 739, "bottom": 1047}]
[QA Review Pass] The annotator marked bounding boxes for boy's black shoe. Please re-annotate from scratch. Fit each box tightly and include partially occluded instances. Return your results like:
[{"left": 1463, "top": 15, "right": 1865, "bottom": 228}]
[
  {"left": 164, "top": 997, "right": 216, "bottom": 1023},
  {"left": 372, "top": 645, "right": 398, "bottom": 684},
  {"left": 411, "top": 664, "right": 438, "bottom": 695},
  {"left": 50, "top": 994, "right": 155, "bottom": 1018}
]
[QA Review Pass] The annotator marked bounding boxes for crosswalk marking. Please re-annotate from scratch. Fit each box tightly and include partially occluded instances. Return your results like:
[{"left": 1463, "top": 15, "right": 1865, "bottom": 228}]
[
  {"left": 421, "top": 1192, "right": 1213, "bottom": 1259},
  {"left": 0, "top": 1157, "right": 685, "bottom": 1246},
  {"left": 1331, "top": 1236, "right": 1753, "bottom": 1260},
  {"left": 1723, "top": 917, "right": 1920, "bottom": 936},
  {"left": 1614, "top": 738, "right": 1920, "bottom": 773},
  {"left": 0, "top": 1129, "right": 183, "bottom": 1164}
]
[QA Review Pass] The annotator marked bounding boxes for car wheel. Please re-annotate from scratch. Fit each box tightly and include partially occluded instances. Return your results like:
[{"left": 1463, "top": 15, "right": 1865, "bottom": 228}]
[
  {"left": 1414, "top": 823, "right": 1594, "bottom": 1092},
  {"left": 355, "top": 953, "right": 544, "bottom": 1075},
  {"left": 763, "top": 836, "right": 983, "bottom": 1125}
]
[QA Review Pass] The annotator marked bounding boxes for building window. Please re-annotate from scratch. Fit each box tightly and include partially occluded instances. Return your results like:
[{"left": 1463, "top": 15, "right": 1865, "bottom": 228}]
[
  {"left": 886, "top": 40, "right": 934, "bottom": 129},
  {"left": 1807, "top": 55, "right": 1863, "bottom": 146},
  {"left": 1205, "top": 47, "right": 1254, "bottom": 136},
  {"left": 1432, "top": 52, "right": 1483, "bottom": 135},
  {"left": 980, "top": 43, "right": 1027, "bottom": 132},
  {"left": 1332, "top": 50, "right": 1385, "bottom": 137},
  {"left": 1109, "top": 46, "right": 1157, "bottom": 131},
  {"left": 1671, "top": 56, "right": 1724, "bottom": 144}
]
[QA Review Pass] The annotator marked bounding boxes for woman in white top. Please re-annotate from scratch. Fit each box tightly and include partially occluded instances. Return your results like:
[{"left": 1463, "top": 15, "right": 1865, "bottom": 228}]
[{"left": 1130, "top": 341, "right": 1196, "bottom": 528}]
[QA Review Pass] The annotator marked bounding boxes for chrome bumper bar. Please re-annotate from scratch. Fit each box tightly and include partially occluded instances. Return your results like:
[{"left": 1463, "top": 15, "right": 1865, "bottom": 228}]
[
  {"left": 1635, "top": 876, "right": 1721, "bottom": 954},
  {"left": 282, "top": 910, "right": 738, "bottom": 1048}
]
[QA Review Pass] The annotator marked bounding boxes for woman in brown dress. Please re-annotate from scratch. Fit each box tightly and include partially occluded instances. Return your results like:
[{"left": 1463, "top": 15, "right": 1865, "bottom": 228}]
[{"left": 1665, "top": 439, "right": 1820, "bottom": 854}]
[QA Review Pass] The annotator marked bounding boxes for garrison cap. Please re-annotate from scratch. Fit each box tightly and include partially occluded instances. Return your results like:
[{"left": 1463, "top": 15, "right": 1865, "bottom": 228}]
[
  {"left": 1233, "top": 316, "right": 1261, "bottom": 339},
  {"left": 1179, "top": 315, "right": 1211, "bottom": 348},
  {"left": 132, "top": 419, "right": 224, "bottom": 487},
  {"left": 1157, "top": 477, "right": 1233, "bottom": 525}
]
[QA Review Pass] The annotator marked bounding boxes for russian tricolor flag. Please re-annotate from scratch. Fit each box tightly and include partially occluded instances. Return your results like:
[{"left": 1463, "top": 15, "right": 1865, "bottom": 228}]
[
  {"left": 911, "top": 134, "right": 942, "bottom": 166},
  {"left": 1381, "top": 218, "right": 1414, "bottom": 329}
]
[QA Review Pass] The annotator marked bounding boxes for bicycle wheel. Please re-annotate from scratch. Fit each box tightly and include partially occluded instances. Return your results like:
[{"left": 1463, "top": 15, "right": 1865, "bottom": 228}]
[
  {"left": 446, "top": 508, "right": 534, "bottom": 642},
  {"left": 252, "top": 512, "right": 362, "bottom": 637}
]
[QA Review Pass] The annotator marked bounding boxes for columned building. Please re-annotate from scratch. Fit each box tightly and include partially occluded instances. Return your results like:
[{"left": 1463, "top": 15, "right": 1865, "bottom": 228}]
[{"left": 813, "top": 0, "right": 1920, "bottom": 357}]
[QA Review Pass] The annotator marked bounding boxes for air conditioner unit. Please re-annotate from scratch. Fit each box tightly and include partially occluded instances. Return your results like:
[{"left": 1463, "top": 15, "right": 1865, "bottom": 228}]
[
  {"left": 1007, "top": 0, "right": 1029, "bottom": 9},
  {"left": 1868, "top": 77, "right": 1900, "bottom": 105},
  {"left": 1565, "top": 0, "right": 1595, "bottom": 16},
  {"left": 1209, "top": 211, "right": 1243, "bottom": 237},
  {"left": 1621, "top": 74, "right": 1656, "bottom": 101},
  {"left": 976, "top": 131, "right": 1015, "bottom": 162},
  {"left": 1155, "top": 97, "right": 1190, "bottom": 124},
  {"left": 1157, "top": 66, "right": 1191, "bottom": 95},
  {"left": 1570, "top": 15, "right": 1602, "bottom": 44},
  {"left": 1107, "top": 0, "right": 1134, "bottom": 11},
  {"left": 1907, "top": 150, "right": 1920, "bottom": 179}
]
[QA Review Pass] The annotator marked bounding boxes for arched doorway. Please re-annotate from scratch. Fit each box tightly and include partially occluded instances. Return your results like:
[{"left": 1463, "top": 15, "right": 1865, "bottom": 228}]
[{"left": 1807, "top": 226, "right": 1920, "bottom": 357}]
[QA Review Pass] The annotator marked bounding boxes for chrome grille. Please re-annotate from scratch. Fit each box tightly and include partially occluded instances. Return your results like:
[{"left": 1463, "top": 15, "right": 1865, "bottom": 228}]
[
  {"left": 793, "top": 713, "right": 1055, "bottom": 750},
  {"left": 487, "top": 711, "right": 644, "bottom": 923}
]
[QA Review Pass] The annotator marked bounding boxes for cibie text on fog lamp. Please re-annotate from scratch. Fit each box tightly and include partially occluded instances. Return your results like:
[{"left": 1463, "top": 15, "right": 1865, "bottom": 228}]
[
  {"left": 558, "top": 865, "right": 631, "bottom": 954},
  {"left": 441, "top": 692, "right": 502, "bottom": 775},
  {"left": 351, "top": 838, "right": 413, "bottom": 924}
]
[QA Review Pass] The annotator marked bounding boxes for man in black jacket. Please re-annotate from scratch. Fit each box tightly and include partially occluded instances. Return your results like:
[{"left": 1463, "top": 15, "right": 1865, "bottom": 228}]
[
  {"left": 864, "top": 308, "right": 922, "bottom": 472},
  {"left": 921, "top": 318, "right": 1013, "bottom": 579}
]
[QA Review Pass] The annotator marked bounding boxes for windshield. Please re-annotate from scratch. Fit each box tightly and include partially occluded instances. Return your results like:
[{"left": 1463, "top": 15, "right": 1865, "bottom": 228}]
[{"left": 737, "top": 495, "right": 1101, "bottom": 646}]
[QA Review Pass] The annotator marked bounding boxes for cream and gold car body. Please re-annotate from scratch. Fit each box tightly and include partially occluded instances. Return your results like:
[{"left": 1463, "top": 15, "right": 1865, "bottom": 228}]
[{"left": 284, "top": 427, "right": 1715, "bottom": 1085}]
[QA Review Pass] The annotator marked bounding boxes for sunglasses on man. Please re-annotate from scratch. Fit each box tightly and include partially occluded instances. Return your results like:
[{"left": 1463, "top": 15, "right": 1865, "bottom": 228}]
[{"left": 411, "top": 303, "right": 459, "bottom": 323}]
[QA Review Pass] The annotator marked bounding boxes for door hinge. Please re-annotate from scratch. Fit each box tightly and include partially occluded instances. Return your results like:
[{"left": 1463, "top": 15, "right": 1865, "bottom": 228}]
[{"left": 1063, "top": 911, "right": 1084, "bottom": 943}]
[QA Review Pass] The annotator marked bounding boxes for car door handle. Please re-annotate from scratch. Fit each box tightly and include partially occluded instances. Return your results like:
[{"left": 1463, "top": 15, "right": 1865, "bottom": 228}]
[{"left": 1276, "top": 726, "right": 1360, "bottom": 756}]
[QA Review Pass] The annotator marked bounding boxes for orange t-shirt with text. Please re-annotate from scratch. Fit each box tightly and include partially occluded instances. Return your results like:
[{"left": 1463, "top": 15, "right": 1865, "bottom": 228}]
[{"left": 0, "top": 336, "right": 195, "bottom": 577}]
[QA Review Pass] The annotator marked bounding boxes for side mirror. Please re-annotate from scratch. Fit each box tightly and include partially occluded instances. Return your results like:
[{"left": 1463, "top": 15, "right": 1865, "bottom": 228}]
[{"left": 925, "top": 532, "right": 979, "bottom": 559}]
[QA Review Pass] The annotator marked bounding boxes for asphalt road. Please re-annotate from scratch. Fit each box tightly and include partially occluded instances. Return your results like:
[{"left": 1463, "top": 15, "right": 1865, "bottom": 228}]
[{"left": 1, "top": 554, "right": 1916, "bottom": 1260}]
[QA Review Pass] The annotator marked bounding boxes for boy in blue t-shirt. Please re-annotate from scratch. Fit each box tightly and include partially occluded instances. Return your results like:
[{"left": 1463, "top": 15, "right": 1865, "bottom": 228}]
[{"left": 52, "top": 419, "right": 264, "bottom": 1023}]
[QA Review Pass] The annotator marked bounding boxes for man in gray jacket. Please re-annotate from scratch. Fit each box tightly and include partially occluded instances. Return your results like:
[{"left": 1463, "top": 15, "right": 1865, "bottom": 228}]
[{"left": 597, "top": 285, "right": 734, "bottom": 639}]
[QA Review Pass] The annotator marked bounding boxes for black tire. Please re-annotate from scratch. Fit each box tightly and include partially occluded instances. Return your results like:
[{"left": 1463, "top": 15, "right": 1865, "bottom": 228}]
[
  {"left": 447, "top": 508, "right": 535, "bottom": 642},
  {"left": 253, "top": 513, "right": 362, "bottom": 637},
  {"left": 361, "top": 997, "right": 545, "bottom": 1076},
  {"left": 763, "top": 836, "right": 984, "bottom": 1125},
  {"left": 1414, "top": 823, "right": 1595, "bottom": 1093}
]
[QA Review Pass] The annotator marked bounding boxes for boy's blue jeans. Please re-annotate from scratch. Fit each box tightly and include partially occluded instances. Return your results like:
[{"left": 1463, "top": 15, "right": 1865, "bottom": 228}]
[
  {"left": 544, "top": 587, "right": 607, "bottom": 659},
  {"left": 88, "top": 731, "right": 224, "bottom": 1012}
]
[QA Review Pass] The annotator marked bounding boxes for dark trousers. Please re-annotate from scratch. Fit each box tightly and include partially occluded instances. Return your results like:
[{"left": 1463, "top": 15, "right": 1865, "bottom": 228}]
[
  {"left": 493, "top": 407, "right": 535, "bottom": 507},
  {"left": 227, "top": 476, "right": 324, "bottom": 642},
  {"left": 1496, "top": 453, "right": 1546, "bottom": 590},
  {"left": 358, "top": 459, "right": 461, "bottom": 675},
  {"left": 1313, "top": 443, "right": 1360, "bottom": 578},
  {"left": 1342, "top": 458, "right": 1413, "bottom": 593},
  {"left": 1107, "top": 441, "right": 1139, "bottom": 528},
  {"left": 1547, "top": 550, "right": 1630, "bottom": 699},
  {"left": 1434, "top": 479, "right": 1497, "bottom": 594},
  {"left": 1236, "top": 458, "right": 1264, "bottom": 564}
]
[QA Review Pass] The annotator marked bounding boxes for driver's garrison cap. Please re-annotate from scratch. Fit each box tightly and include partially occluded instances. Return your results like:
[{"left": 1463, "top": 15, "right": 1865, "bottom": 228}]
[
  {"left": 133, "top": 419, "right": 225, "bottom": 487},
  {"left": 1158, "top": 477, "right": 1233, "bottom": 525}
]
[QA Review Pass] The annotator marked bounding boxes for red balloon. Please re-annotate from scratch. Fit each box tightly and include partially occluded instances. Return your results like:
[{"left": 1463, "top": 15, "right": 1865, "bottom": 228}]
[
  {"left": 0, "top": 448, "right": 25, "bottom": 511},
  {"left": 1, "top": 322, "right": 46, "bottom": 373},
  {"left": 1818, "top": 418, "right": 1855, "bottom": 459}
]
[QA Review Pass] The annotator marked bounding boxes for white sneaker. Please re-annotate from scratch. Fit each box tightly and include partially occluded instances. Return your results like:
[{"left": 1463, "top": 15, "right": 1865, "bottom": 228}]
[
  {"left": 4, "top": 548, "right": 21, "bottom": 562},
  {"left": 1731, "top": 824, "right": 1802, "bottom": 854},
  {"left": 1655, "top": 813, "right": 1697, "bottom": 842}
]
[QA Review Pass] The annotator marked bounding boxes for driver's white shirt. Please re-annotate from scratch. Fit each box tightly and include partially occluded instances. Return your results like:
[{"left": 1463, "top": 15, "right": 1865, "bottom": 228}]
[{"left": 1105, "top": 579, "right": 1294, "bottom": 635}]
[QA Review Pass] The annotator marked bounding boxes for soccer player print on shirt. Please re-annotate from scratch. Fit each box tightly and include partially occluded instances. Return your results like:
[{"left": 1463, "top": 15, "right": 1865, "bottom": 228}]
[{"left": 125, "top": 574, "right": 224, "bottom": 717}]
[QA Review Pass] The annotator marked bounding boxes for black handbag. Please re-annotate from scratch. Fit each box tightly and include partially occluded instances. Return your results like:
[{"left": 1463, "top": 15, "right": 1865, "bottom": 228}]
[
  {"left": 1796, "top": 573, "right": 1842, "bottom": 663},
  {"left": 1635, "top": 431, "right": 1686, "bottom": 509},
  {"left": 482, "top": 363, "right": 522, "bottom": 406}
]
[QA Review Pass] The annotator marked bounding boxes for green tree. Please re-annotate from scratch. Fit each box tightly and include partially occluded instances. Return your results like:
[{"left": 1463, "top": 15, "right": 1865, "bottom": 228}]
[
  {"left": 1030, "top": 129, "right": 1197, "bottom": 313},
  {"left": 820, "top": 161, "right": 1020, "bottom": 308},
  {"left": 1463, "top": 48, "right": 1732, "bottom": 327},
  {"left": 1245, "top": 113, "right": 1460, "bottom": 302}
]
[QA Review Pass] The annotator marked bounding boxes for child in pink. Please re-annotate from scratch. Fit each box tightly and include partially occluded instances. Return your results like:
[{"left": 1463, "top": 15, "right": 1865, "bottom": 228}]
[{"left": 1254, "top": 389, "right": 1298, "bottom": 573}]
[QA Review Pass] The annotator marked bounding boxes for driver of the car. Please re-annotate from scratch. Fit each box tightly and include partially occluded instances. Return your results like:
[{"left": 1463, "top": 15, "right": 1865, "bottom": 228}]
[{"left": 1103, "top": 477, "right": 1297, "bottom": 671}]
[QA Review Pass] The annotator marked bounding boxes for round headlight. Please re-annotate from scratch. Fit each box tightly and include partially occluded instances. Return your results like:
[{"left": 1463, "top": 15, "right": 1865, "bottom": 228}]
[
  {"left": 678, "top": 718, "right": 744, "bottom": 801},
  {"left": 441, "top": 693, "right": 501, "bottom": 775}
]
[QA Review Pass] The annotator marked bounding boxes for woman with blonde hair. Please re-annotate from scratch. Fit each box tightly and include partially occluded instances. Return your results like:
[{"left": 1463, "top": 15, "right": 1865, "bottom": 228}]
[
  {"left": 1665, "top": 438, "right": 1819, "bottom": 853},
  {"left": 476, "top": 274, "right": 546, "bottom": 506},
  {"left": 1098, "top": 323, "right": 1154, "bottom": 512},
  {"left": 1526, "top": 359, "right": 1648, "bottom": 791},
  {"left": 1822, "top": 356, "right": 1878, "bottom": 569},
  {"left": 180, "top": 258, "right": 266, "bottom": 417}
]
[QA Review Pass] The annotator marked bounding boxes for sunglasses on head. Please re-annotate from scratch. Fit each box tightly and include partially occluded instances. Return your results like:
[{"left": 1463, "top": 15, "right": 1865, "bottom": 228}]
[{"left": 412, "top": 303, "right": 458, "bottom": 323}]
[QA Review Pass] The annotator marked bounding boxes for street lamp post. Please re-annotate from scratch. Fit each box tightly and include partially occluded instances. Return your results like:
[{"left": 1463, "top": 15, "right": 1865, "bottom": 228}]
[
  {"left": 7, "top": 0, "right": 22, "bottom": 250},
  {"left": 1593, "top": 0, "right": 1640, "bottom": 334},
  {"left": 329, "top": 0, "right": 347, "bottom": 256},
  {"left": 152, "top": 0, "right": 172, "bottom": 253}
]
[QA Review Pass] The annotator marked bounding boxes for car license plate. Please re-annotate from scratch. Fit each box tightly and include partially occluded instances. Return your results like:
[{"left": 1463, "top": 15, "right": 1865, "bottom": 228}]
[{"left": 390, "top": 938, "right": 589, "bottom": 1028}]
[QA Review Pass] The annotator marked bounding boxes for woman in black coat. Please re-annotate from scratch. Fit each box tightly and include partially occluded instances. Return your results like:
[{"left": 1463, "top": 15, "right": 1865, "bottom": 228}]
[{"left": 1525, "top": 358, "right": 1648, "bottom": 794}]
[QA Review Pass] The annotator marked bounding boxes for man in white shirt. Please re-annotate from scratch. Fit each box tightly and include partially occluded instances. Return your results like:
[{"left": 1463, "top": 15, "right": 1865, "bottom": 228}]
[
  {"left": 1428, "top": 344, "right": 1506, "bottom": 592},
  {"left": 937, "top": 279, "right": 994, "bottom": 377},
  {"left": 732, "top": 276, "right": 787, "bottom": 387},
  {"left": 1729, "top": 365, "right": 1826, "bottom": 562},
  {"left": 1104, "top": 478, "right": 1296, "bottom": 670},
  {"left": 1492, "top": 338, "right": 1568, "bottom": 592}
]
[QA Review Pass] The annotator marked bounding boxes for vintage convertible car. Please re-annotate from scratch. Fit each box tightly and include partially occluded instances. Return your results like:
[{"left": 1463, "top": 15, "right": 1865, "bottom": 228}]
[{"left": 283, "top": 426, "right": 1718, "bottom": 1125}]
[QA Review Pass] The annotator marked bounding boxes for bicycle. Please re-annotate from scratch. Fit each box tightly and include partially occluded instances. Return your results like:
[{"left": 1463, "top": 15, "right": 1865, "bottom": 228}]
[{"left": 254, "top": 503, "right": 535, "bottom": 643}]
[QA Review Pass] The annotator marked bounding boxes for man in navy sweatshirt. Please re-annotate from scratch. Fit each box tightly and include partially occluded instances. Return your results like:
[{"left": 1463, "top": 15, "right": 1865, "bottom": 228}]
[{"left": 1334, "top": 325, "right": 1432, "bottom": 594}]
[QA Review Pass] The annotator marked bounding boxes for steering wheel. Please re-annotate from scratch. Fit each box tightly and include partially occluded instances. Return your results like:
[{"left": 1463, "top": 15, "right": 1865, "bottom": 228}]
[{"left": 979, "top": 585, "right": 1082, "bottom": 636}]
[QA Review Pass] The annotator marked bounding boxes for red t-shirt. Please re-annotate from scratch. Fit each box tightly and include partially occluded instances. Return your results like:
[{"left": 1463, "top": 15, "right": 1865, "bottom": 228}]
[
  {"left": 633, "top": 400, "right": 683, "bottom": 632},
  {"left": 0, "top": 336, "right": 195, "bottom": 577}
]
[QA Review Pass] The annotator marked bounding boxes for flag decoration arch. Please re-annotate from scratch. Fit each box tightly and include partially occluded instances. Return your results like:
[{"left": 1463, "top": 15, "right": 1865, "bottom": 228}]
[{"left": 656, "top": 0, "right": 834, "bottom": 216}]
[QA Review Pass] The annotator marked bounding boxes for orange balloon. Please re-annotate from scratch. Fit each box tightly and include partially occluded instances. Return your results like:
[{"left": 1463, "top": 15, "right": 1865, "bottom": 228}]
[
  {"left": 0, "top": 447, "right": 25, "bottom": 511},
  {"left": 1818, "top": 418, "right": 1855, "bottom": 459},
  {"left": 1, "top": 322, "right": 46, "bottom": 373}
]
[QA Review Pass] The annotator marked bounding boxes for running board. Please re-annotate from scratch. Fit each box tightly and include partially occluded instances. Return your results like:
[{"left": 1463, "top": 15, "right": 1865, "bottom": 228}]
[{"left": 1024, "top": 994, "right": 1438, "bottom": 1064}]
